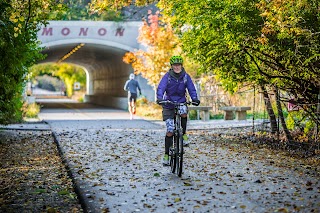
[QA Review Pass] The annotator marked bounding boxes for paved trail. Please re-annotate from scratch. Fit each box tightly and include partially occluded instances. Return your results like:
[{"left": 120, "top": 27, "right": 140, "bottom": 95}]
[{"left": 38, "top": 102, "right": 320, "bottom": 213}]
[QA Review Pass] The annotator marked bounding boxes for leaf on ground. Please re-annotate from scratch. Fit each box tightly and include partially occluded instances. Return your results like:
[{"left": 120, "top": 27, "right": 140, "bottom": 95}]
[
  {"left": 58, "top": 190, "right": 69, "bottom": 195},
  {"left": 33, "top": 189, "right": 47, "bottom": 194},
  {"left": 218, "top": 191, "right": 226, "bottom": 194},
  {"left": 275, "top": 208, "right": 289, "bottom": 212},
  {"left": 184, "top": 182, "right": 193, "bottom": 186},
  {"left": 174, "top": 197, "right": 181, "bottom": 202},
  {"left": 47, "top": 207, "right": 58, "bottom": 213}
]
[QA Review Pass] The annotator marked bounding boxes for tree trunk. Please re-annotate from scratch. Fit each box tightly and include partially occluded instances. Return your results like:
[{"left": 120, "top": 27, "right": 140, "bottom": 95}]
[
  {"left": 274, "top": 86, "right": 293, "bottom": 142},
  {"left": 260, "top": 85, "right": 278, "bottom": 133}
]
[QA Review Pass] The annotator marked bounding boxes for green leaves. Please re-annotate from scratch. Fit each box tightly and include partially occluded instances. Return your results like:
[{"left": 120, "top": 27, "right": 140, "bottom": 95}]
[
  {"left": 0, "top": 0, "right": 64, "bottom": 124},
  {"left": 156, "top": 0, "right": 320, "bottom": 130}
]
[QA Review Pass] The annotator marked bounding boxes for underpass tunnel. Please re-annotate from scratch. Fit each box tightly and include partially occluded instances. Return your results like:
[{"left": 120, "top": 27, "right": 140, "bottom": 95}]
[{"left": 39, "top": 42, "right": 154, "bottom": 109}]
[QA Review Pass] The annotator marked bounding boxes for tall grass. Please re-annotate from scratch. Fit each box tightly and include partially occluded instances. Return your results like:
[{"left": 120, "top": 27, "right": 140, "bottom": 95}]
[{"left": 23, "top": 103, "right": 41, "bottom": 118}]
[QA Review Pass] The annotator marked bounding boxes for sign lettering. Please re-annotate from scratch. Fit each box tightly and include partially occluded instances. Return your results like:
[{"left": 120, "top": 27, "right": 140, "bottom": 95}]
[
  {"left": 42, "top": 27, "right": 53, "bottom": 36},
  {"left": 98, "top": 28, "right": 107, "bottom": 36},
  {"left": 61, "top": 28, "right": 70, "bottom": 36},
  {"left": 79, "top": 28, "right": 89, "bottom": 36},
  {"left": 40, "top": 27, "right": 125, "bottom": 37},
  {"left": 115, "top": 28, "right": 125, "bottom": 36}
]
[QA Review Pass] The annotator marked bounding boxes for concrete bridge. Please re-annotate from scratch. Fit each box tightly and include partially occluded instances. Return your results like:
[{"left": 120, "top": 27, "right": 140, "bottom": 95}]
[{"left": 37, "top": 21, "right": 154, "bottom": 109}]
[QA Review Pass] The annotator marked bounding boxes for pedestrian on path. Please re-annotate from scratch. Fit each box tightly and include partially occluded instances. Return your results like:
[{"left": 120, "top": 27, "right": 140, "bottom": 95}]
[
  {"left": 124, "top": 73, "right": 141, "bottom": 120},
  {"left": 156, "top": 55, "right": 200, "bottom": 166}
]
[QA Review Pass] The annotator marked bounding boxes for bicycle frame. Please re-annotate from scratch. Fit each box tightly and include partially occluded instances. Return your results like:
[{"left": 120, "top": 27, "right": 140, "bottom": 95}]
[{"left": 160, "top": 101, "right": 189, "bottom": 177}]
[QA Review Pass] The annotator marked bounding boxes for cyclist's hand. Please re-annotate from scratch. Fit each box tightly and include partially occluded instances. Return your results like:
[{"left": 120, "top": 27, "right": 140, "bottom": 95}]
[{"left": 192, "top": 99, "right": 200, "bottom": 106}]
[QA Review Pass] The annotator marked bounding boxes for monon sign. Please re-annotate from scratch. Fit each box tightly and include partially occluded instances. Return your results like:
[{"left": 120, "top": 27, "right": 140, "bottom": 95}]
[
  {"left": 37, "top": 21, "right": 142, "bottom": 51},
  {"left": 41, "top": 25, "right": 125, "bottom": 37}
]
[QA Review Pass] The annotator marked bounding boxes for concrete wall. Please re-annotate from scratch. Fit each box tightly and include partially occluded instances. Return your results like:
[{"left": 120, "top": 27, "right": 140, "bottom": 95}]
[{"left": 38, "top": 21, "right": 155, "bottom": 109}]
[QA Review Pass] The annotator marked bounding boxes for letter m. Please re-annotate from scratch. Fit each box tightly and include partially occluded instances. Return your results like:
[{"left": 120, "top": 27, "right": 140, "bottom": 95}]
[{"left": 42, "top": 28, "right": 53, "bottom": 36}]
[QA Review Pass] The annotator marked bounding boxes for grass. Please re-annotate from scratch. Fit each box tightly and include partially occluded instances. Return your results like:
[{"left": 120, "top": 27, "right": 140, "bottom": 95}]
[
  {"left": 23, "top": 102, "right": 41, "bottom": 118},
  {"left": 136, "top": 102, "right": 163, "bottom": 120},
  {"left": 136, "top": 100, "right": 297, "bottom": 122}
]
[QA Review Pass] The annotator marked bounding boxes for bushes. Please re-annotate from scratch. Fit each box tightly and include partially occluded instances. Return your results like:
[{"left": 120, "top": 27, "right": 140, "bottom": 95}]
[
  {"left": 23, "top": 102, "right": 41, "bottom": 118},
  {"left": 0, "top": 0, "right": 62, "bottom": 125}
]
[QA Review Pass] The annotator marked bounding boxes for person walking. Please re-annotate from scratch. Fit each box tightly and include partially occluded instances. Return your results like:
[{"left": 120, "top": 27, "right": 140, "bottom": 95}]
[
  {"left": 124, "top": 73, "right": 142, "bottom": 120},
  {"left": 156, "top": 55, "right": 200, "bottom": 166}
]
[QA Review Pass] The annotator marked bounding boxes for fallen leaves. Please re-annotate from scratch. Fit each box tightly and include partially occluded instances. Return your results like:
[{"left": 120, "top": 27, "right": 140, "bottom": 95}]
[
  {"left": 8, "top": 124, "right": 319, "bottom": 212},
  {"left": 174, "top": 197, "right": 181, "bottom": 202},
  {"left": 0, "top": 130, "right": 82, "bottom": 212}
]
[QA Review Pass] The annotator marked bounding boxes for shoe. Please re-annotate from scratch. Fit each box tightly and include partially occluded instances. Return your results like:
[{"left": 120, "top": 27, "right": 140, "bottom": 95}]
[
  {"left": 163, "top": 154, "right": 169, "bottom": 166},
  {"left": 183, "top": 134, "right": 189, "bottom": 147}
]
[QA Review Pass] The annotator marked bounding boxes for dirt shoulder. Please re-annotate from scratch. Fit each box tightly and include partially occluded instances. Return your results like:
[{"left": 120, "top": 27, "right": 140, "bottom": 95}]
[{"left": 0, "top": 129, "right": 83, "bottom": 213}]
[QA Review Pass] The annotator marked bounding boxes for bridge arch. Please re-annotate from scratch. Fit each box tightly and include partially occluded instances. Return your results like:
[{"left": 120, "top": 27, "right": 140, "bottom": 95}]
[
  {"left": 40, "top": 38, "right": 135, "bottom": 52},
  {"left": 37, "top": 21, "right": 154, "bottom": 109}
]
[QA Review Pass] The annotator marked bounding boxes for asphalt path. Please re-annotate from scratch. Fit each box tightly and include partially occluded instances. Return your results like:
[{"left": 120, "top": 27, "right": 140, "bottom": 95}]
[{"left": 35, "top": 101, "right": 320, "bottom": 213}]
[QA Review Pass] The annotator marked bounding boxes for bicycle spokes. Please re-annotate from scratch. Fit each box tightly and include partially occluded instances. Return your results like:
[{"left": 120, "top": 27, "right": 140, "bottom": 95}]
[
  {"left": 169, "top": 147, "right": 176, "bottom": 173},
  {"left": 176, "top": 133, "right": 184, "bottom": 177}
]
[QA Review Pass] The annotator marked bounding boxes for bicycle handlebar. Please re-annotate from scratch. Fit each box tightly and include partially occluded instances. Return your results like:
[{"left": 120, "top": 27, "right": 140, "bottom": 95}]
[{"left": 158, "top": 100, "right": 198, "bottom": 106}]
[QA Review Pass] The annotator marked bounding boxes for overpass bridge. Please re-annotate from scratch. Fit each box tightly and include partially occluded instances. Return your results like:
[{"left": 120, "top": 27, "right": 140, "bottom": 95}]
[{"left": 37, "top": 21, "right": 154, "bottom": 109}]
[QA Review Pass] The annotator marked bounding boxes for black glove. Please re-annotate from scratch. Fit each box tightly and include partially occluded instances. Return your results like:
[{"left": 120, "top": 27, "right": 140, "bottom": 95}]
[
  {"left": 192, "top": 99, "right": 200, "bottom": 106},
  {"left": 156, "top": 99, "right": 163, "bottom": 105}
]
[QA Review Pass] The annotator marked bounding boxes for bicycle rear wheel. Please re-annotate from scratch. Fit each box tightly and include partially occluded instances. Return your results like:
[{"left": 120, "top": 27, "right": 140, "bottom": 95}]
[{"left": 176, "top": 131, "right": 184, "bottom": 177}]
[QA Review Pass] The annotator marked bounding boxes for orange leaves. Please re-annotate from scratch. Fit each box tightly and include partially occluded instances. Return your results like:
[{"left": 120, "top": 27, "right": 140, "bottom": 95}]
[
  {"left": 123, "top": 52, "right": 136, "bottom": 64},
  {"left": 123, "top": 11, "right": 180, "bottom": 86}
]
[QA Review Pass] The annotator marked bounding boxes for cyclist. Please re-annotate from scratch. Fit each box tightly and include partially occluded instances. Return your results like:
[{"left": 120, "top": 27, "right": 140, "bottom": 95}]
[
  {"left": 156, "top": 55, "right": 200, "bottom": 166},
  {"left": 124, "top": 73, "right": 141, "bottom": 120}
]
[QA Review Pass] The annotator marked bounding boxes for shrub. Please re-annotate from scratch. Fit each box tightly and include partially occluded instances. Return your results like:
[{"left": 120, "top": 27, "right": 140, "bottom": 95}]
[
  {"left": 188, "top": 110, "right": 198, "bottom": 120},
  {"left": 136, "top": 102, "right": 162, "bottom": 120},
  {"left": 136, "top": 95, "right": 149, "bottom": 106},
  {"left": 23, "top": 103, "right": 41, "bottom": 118}
]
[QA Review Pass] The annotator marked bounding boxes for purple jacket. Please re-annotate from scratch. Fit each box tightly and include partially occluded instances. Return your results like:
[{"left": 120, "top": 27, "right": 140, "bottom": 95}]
[{"left": 157, "top": 68, "right": 198, "bottom": 109}]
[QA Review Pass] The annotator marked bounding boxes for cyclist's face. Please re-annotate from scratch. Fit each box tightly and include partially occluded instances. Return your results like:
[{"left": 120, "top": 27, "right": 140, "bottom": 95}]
[{"left": 172, "top": 63, "right": 182, "bottom": 73}]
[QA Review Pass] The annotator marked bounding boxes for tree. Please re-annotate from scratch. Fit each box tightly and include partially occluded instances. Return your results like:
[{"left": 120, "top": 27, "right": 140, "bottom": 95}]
[
  {"left": 93, "top": 0, "right": 320, "bottom": 140},
  {"left": 157, "top": 0, "right": 320, "bottom": 139},
  {"left": 123, "top": 10, "right": 181, "bottom": 88},
  {"left": 90, "top": 0, "right": 158, "bottom": 10},
  {"left": 56, "top": 0, "right": 123, "bottom": 21},
  {"left": 256, "top": 0, "right": 320, "bottom": 129},
  {"left": 29, "top": 63, "right": 86, "bottom": 97},
  {"left": 0, "top": 0, "right": 64, "bottom": 124}
]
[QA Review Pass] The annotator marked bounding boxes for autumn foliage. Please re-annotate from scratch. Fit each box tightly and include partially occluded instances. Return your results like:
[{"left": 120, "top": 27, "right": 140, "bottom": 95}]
[{"left": 123, "top": 10, "right": 180, "bottom": 87}]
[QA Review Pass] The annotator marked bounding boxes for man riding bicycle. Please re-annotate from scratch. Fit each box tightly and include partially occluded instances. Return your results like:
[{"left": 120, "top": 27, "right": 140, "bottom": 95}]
[{"left": 156, "top": 55, "right": 200, "bottom": 166}]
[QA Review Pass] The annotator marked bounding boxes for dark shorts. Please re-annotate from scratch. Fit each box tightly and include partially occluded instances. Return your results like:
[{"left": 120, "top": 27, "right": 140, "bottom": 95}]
[
  {"left": 162, "top": 105, "right": 189, "bottom": 121},
  {"left": 128, "top": 93, "right": 137, "bottom": 102},
  {"left": 162, "top": 108, "right": 175, "bottom": 121}
]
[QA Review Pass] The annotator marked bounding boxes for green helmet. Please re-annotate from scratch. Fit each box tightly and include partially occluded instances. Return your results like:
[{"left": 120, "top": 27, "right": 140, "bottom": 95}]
[{"left": 170, "top": 55, "right": 183, "bottom": 65}]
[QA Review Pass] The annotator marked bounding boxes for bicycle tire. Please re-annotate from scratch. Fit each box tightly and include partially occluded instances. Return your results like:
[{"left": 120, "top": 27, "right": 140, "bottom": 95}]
[
  {"left": 177, "top": 130, "right": 184, "bottom": 177},
  {"left": 170, "top": 137, "right": 177, "bottom": 173}
]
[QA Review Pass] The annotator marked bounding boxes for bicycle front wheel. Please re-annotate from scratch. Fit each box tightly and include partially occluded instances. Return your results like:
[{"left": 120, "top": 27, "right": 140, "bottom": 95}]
[
  {"left": 176, "top": 131, "right": 184, "bottom": 177},
  {"left": 169, "top": 145, "right": 176, "bottom": 173}
]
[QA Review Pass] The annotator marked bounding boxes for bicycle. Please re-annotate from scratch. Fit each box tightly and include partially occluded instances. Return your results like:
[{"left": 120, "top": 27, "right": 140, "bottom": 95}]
[{"left": 159, "top": 100, "right": 197, "bottom": 177}]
